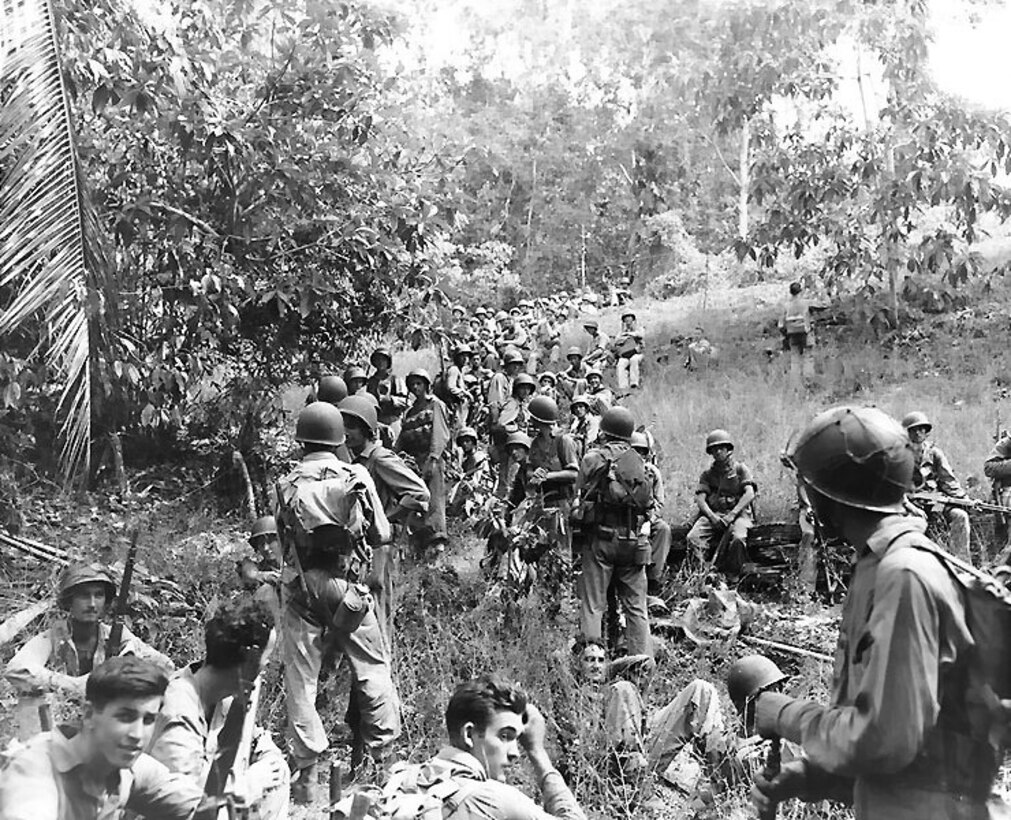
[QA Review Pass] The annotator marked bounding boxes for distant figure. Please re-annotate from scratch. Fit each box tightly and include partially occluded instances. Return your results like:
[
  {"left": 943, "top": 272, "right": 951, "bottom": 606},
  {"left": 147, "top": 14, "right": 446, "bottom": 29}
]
[{"left": 778, "top": 281, "right": 813, "bottom": 385}]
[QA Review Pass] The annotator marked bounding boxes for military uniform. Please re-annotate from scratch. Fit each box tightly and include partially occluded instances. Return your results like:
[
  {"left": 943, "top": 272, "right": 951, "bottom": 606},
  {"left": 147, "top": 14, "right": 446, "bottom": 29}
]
[
  {"left": 983, "top": 434, "right": 1011, "bottom": 556},
  {"left": 613, "top": 318, "right": 644, "bottom": 390},
  {"left": 396, "top": 392, "right": 451, "bottom": 548},
  {"left": 569, "top": 412, "right": 600, "bottom": 461},
  {"left": 686, "top": 458, "right": 757, "bottom": 580},
  {"left": 579, "top": 383, "right": 613, "bottom": 416},
  {"left": 910, "top": 440, "right": 971, "bottom": 561},
  {"left": 644, "top": 460, "right": 671, "bottom": 591}
]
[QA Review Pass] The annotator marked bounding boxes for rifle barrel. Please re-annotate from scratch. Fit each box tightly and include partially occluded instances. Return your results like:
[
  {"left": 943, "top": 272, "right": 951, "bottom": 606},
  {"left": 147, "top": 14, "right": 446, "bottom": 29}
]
[{"left": 107, "top": 529, "right": 140, "bottom": 657}]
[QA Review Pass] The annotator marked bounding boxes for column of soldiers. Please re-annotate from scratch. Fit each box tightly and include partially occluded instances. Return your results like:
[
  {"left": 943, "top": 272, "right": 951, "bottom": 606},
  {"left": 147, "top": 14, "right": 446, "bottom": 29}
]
[{"left": 2, "top": 292, "right": 1010, "bottom": 820}]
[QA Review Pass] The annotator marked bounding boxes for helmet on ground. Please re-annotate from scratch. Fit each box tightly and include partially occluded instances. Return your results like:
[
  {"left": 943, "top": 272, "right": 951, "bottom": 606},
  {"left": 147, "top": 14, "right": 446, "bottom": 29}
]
[
  {"left": 59, "top": 563, "right": 116, "bottom": 609},
  {"left": 901, "top": 411, "right": 932, "bottom": 433},
  {"left": 787, "top": 405, "right": 914, "bottom": 514},
  {"left": 528, "top": 395, "right": 559, "bottom": 425},
  {"left": 538, "top": 372, "right": 557, "bottom": 385},
  {"left": 406, "top": 368, "right": 432, "bottom": 389},
  {"left": 600, "top": 407, "right": 635, "bottom": 441},
  {"left": 512, "top": 373, "right": 537, "bottom": 394},
  {"left": 316, "top": 375, "right": 348, "bottom": 405},
  {"left": 566, "top": 346, "right": 583, "bottom": 359},
  {"left": 458, "top": 427, "right": 478, "bottom": 443},
  {"left": 249, "top": 515, "right": 277, "bottom": 544},
  {"left": 506, "top": 432, "right": 533, "bottom": 451},
  {"left": 343, "top": 366, "right": 368, "bottom": 384},
  {"left": 705, "top": 429, "right": 734, "bottom": 453},
  {"left": 583, "top": 318, "right": 599, "bottom": 331},
  {"left": 339, "top": 396, "right": 379, "bottom": 433},
  {"left": 727, "top": 654, "right": 788, "bottom": 714},
  {"left": 630, "top": 431, "right": 650, "bottom": 453},
  {"left": 503, "top": 348, "right": 525, "bottom": 366},
  {"left": 370, "top": 348, "right": 393, "bottom": 368},
  {"left": 296, "top": 402, "right": 346, "bottom": 447},
  {"left": 570, "top": 394, "right": 591, "bottom": 409}
]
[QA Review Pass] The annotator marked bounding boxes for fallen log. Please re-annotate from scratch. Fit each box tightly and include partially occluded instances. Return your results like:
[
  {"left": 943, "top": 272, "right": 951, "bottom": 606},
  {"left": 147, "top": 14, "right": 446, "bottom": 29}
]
[
  {"left": 741, "top": 634, "right": 833, "bottom": 663},
  {"left": 0, "top": 530, "right": 69, "bottom": 566}
]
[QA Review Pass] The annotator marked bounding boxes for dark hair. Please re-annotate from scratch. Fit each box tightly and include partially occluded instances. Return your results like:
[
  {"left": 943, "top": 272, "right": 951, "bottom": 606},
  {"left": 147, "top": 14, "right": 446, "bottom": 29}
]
[
  {"left": 205, "top": 598, "right": 274, "bottom": 669},
  {"left": 789, "top": 281, "right": 802, "bottom": 295},
  {"left": 445, "top": 676, "right": 527, "bottom": 740},
  {"left": 86, "top": 657, "right": 168, "bottom": 709},
  {"left": 571, "top": 636, "right": 605, "bottom": 658}
]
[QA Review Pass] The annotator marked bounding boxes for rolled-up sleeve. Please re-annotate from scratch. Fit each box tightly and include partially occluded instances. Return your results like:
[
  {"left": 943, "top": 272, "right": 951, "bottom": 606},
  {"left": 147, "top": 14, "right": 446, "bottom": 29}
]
[
  {"left": 5, "top": 633, "right": 85, "bottom": 696},
  {"left": 126, "top": 754, "right": 203, "bottom": 819}
]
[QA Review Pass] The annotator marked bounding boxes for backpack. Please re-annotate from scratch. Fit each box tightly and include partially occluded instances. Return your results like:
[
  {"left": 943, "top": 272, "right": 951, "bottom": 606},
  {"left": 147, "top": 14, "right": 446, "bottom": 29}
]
[
  {"left": 890, "top": 527, "right": 1011, "bottom": 749},
  {"left": 331, "top": 759, "right": 479, "bottom": 819},
  {"left": 591, "top": 445, "right": 652, "bottom": 512}
]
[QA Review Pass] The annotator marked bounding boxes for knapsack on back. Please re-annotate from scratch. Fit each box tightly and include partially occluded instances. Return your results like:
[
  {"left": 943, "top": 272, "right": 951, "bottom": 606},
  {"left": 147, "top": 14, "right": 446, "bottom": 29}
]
[
  {"left": 432, "top": 372, "right": 455, "bottom": 407},
  {"left": 891, "top": 527, "right": 1011, "bottom": 749},
  {"left": 331, "top": 759, "right": 479, "bottom": 819},
  {"left": 275, "top": 463, "right": 369, "bottom": 563},
  {"left": 602, "top": 446, "right": 652, "bottom": 512}
]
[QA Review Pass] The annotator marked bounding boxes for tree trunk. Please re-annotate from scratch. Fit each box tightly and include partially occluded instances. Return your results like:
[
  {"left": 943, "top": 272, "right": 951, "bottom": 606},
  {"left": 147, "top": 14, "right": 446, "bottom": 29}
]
[
  {"left": 580, "top": 224, "right": 586, "bottom": 289},
  {"left": 738, "top": 116, "right": 750, "bottom": 239},
  {"left": 232, "top": 450, "right": 257, "bottom": 521},
  {"left": 525, "top": 158, "right": 537, "bottom": 272},
  {"left": 109, "top": 433, "right": 128, "bottom": 496}
]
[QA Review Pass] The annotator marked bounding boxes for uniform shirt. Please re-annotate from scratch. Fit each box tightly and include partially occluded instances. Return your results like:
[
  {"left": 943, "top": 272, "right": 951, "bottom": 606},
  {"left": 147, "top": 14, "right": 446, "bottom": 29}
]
[
  {"left": 911, "top": 441, "right": 966, "bottom": 498},
  {"left": 983, "top": 435, "right": 1011, "bottom": 482},
  {"left": 580, "top": 386, "right": 613, "bottom": 416},
  {"left": 646, "top": 462, "right": 665, "bottom": 523},
  {"left": 459, "top": 449, "right": 490, "bottom": 479},
  {"left": 426, "top": 746, "right": 586, "bottom": 820},
  {"left": 445, "top": 364, "right": 470, "bottom": 404},
  {"left": 486, "top": 373, "right": 513, "bottom": 423},
  {"left": 613, "top": 326, "right": 644, "bottom": 357},
  {"left": 366, "top": 373, "right": 409, "bottom": 425},
  {"left": 584, "top": 332, "right": 610, "bottom": 363},
  {"left": 500, "top": 324, "right": 530, "bottom": 351},
  {"left": 510, "top": 431, "right": 579, "bottom": 508},
  {"left": 354, "top": 440, "right": 431, "bottom": 518},
  {"left": 576, "top": 440, "right": 655, "bottom": 518},
  {"left": 695, "top": 459, "right": 756, "bottom": 515},
  {"left": 760, "top": 516, "right": 1001, "bottom": 818},
  {"left": 0, "top": 727, "right": 202, "bottom": 820},
  {"left": 6, "top": 620, "right": 172, "bottom": 697},
  {"left": 535, "top": 318, "right": 560, "bottom": 349},
  {"left": 498, "top": 397, "right": 530, "bottom": 436},
  {"left": 780, "top": 293, "right": 811, "bottom": 335},
  {"left": 569, "top": 415, "right": 600, "bottom": 460},
  {"left": 396, "top": 395, "right": 450, "bottom": 461}
]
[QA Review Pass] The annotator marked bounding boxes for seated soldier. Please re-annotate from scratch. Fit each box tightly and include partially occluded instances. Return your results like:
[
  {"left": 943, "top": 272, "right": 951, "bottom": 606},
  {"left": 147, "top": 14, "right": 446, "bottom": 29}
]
[
  {"left": 149, "top": 598, "right": 288, "bottom": 820},
  {"left": 685, "top": 430, "right": 757, "bottom": 585},
  {"left": 577, "top": 369, "right": 613, "bottom": 416},
  {"left": 612, "top": 310, "right": 645, "bottom": 390},
  {"left": 0, "top": 656, "right": 203, "bottom": 820},
  {"left": 630, "top": 432, "right": 671, "bottom": 597},
  {"left": 557, "top": 346, "right": 588, "bottom": 400},
  {"left": 568, "top": 395, "right": 600, "bottom": 460},
  {"left": 6, "top": 563, "right": 173, "bottom": 739}
]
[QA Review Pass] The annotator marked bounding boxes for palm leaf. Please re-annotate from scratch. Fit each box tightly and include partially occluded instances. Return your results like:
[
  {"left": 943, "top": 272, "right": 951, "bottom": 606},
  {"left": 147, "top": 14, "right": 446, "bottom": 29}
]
[{"left": 0, "top": 0, "right": 111, "bottom": 480}]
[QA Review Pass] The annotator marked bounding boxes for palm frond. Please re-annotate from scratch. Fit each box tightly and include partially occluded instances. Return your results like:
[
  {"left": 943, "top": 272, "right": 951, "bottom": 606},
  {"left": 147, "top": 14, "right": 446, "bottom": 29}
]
[{"left": 0, "top": 0, "right": 111, "bottom": 480}]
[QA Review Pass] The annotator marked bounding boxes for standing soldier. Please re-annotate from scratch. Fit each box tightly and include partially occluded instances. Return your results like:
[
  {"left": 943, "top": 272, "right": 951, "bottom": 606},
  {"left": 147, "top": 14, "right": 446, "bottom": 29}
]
[
  {"left": 314, "top": 374, "right": 348, "bottom": 405},
  {"left": 275, "top": 403, "right": 400, "bottom": 801},
  {"left": 237, "top": 515, "right": 283, "bottom": 620},
  {"left": 613, "top": 310, "right": 645, "bottom": 391},
  {"left": 344, "top": 366, "right": 369, "bottom": 397},
  {"left": 397, "top": 368, "right": 451, "bottom": 556},
  {"left": 580, "top": 368, "right": 613, "bottom": 415},
  {"left": 569, "top": 395, "right": 600, "bottom": 460},
  {"left": 445, "top": 344, "right": 473, "bottom": 432},
  {"left": 366, "top": 347, "right": 410, "bottom": 433},
  {"left": 5, "top": 563, "right": 173, "bottom": 740},
  {"left": 985, "top": 429, "right": 1011, "bottom": 559},
  {"left": 686, "top": 430, "right": 757, "bottom": 585},
  {"left": 778, "top": 281, "right": 813, "bottom": 386},
  {"left": 582, "top": 319, "right": 610, "bottom": 369},
  {"left": 573, "top": 407, "right": 653, "bottom": 658},
  {"left": 751, "top": 406, "right": 1009, "bottom": 819},
  {"left": 340, "top": 396, "right": 430, "bottom": 642},
  {"left": 497, "top": 373, "right": 537, "bottom": 497},
  {"left": 448, "top": 427, "right": 491, "bottom": 518},
  {"left": 487, "top": 349, "right": 525, "bottom": 499},
  {"left": 631, "top": 432, "right": 671, "bottom": 597},
  {"left": 902, "top": 411, "right": 973, "bottom": 562},
  {"left": 557, "top": 346, "right": 588, "bottom": 400}
]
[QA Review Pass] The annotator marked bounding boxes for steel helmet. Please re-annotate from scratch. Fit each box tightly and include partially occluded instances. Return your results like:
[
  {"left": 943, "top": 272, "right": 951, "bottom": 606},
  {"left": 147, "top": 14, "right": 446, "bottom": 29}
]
[
  {"left": 584, "top": 367, "right": 603, "bottom": 381},
  {"left": 630, "top": 431, "right": 650, "bottom": 453},
  {"left": 901, "top": 411, "right": 932, "bottom": 433},
  {"left": 566, "top": 346, "right": 583, "bottom": 359},
  {"left": 248, "top": 515, "right": 277, "bottom": 545},
  {"left": 600, "top": 407, "right": 635, "bottom": 441},
  {"left": 705, "top": 429, "right": 734, "bottom": 453},
  {"left": 458, "top": 426, "right": 478, "bottom": 443},
  {"left": 452, "top": 304, "right": 465, "bottom": 314},
  {"left": 528, "top": 395, "right": 559, "bottom": 424},
  {"left": 475, "top": 307, "right": 488, "bottom": 317},
  {"left": 370, "top": 348, "right": 393, "bottom": 368},
  {"left": 538, "top": 372, "right": 557, "bottom": 385},
  {"left": 787, "top": 405, "right": 914, "bottom": 514},
  {"left": 295, "top": 402, "right": 346, "bottom": 446},
  {"left": 570, "top": 394, "right": 591, "bottom": 409},
  {"left": 582, "top": 318, "right": 599, "bottom": 330},
  {"left": 494, "top": 310, "right": 509, "bottom": 321},
  {"left": 453, "top": 344, "right": 473, "bottom": 358},
  {"left": 316, "top": 375, "right": 348, "bottom": 405},
  {"left": 406, "top": 368, "right": 433, "bottom": 389},
  {"left": 726, "top": 655, "right": 788, "bottom": 714},
  {"left": 621, "top": 309, "right": 636, "bottom": 321},
  {"left": 502, "top": 348, "right": 525, "bottom": 366},
  {"left": 343, "top": 366, "right": 368, "bottom": 384},
  {"left": 506, "top": 431, "right": 533, "bottom": 451},
  {"left": 59, "top": 563, "right": 116, "bottom": 609},
  {"left": 512, "top": 373, "right": 537, "bottom": 394},
  {"left": 339, "top": 395, "right": 379, "bottom": 433}
]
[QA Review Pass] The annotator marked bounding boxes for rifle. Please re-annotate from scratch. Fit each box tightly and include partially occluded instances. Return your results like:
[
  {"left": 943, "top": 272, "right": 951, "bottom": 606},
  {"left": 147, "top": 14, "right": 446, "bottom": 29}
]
[
  {"left": 106, "top": 529, "right": 140, "bottom": 658},
  {"left": 759, "top": 737, "right": 782, "bottom": 820},
  {"left": 197, "top": 629, "right": 277, "bottom": 820},
  {"left": 908, "top": 491, "right": 1011, "bottom": 515}
]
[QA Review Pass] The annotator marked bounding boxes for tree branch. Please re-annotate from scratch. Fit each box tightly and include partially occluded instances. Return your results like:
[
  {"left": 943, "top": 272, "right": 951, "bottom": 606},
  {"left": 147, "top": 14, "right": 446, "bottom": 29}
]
[{"left": 701, "top": 132, "right": 741, "bottom": 187}]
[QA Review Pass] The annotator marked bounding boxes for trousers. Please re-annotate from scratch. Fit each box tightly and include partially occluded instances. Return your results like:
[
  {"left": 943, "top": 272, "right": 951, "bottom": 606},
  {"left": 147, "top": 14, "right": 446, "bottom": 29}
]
[
  {"left": 647, "top": 520, "right": 671, "bottom": 583},
  {"left": 616, "top": 355, "right": 643, "bottom": 389},
  {"left": 686, "top": 515, "right": 753, "bottom": 578},
  {"left": 579, "top": 536, "right": 652, "bottom": 657}
]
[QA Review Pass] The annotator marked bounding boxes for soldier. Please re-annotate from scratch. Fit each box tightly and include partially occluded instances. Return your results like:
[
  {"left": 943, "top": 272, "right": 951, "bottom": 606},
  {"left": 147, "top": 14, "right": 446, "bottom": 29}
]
[
  {"left": 445, "top": 344, "right": 473, "bottom": 431},
  {"left": 237, "top": 515, "right": 282, "bottom": 620},
  {"left": 366, "top": 347, "right": 410, "bottom": 430},
  {"left": 557, "top": 346, "right": 588, "bottom": 400},
  {"left": 631, "top": 432, "right": 671, "bottom": 597},
  {"left": 275, "top": 402, "right": 399, "bottom": 801},
  {"left": 582, "top": 318, "right": 610, "bottom": 368},
  {"left": 397, "top": 368, "right": 451, "bottom": 556},
  {"left": 498, "top": 314, "right": 531, "bottom": 360},
  {"left": 0, "top": 657, "right": 203, "bottom": 820},
  {"left": 574, "top": 407, "right": 653, "bottom": 658},
  {"left": 315, "top": 374, "right": 348, "bottom": 405},
  {"left": 6, "top": 563, "right": 173, "bottom": 740},
  {"left": 613, "top": 310, "right": 645, "bottom": 390},
  {"left": 529, "top": 309, "right": 562, "bottom": 374},
  {"left": 984, "top": 429, "right": 1011, "bottom": 558},
  {"left": 778, "top": 281, "right": 813, "bottom": 385},
  {"left": 497, "top": 373, "right": 537, "bottom": 496},
  {"left": 902, "top": 411, "right": 973, "bottom": 562},
  {"left": 751, "top": 406, "right": 1009, "bottom": 819},
  {"left": 487, "top": 349, "right": 526, "bottom": 498},
  {"left": 579, "top": 368, "right": 613, "bottom": 415},
  {"left": 344, "top": 366, "right": 369, "bottom": 397},
  {"left": 448, "top": 427, "right": 491, "bottom": 518},
  {"left": 686, "top": 430, "right": 757, "bottom": 585},
  {"left": 149, "top": 598, "right": 289, "bottom": 820},
  {"left": 569, "top": 395, "right": 600, "bottom": 460},
  {"left": 537, "top": 371, "right": 558, "bottom": 403}
]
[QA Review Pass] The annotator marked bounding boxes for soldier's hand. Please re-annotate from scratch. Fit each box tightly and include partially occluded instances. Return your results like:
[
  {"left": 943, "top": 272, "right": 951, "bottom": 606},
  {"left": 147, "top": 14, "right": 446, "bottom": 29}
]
[
  {"left": 520, "top": 703, "right": 548, "bottom": 752},
  {"left": 752, "top": 759, "right": 808, "bottom": 813},
  {"left": 531, "top": 467, "right": 548, "bottom": 486}
]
